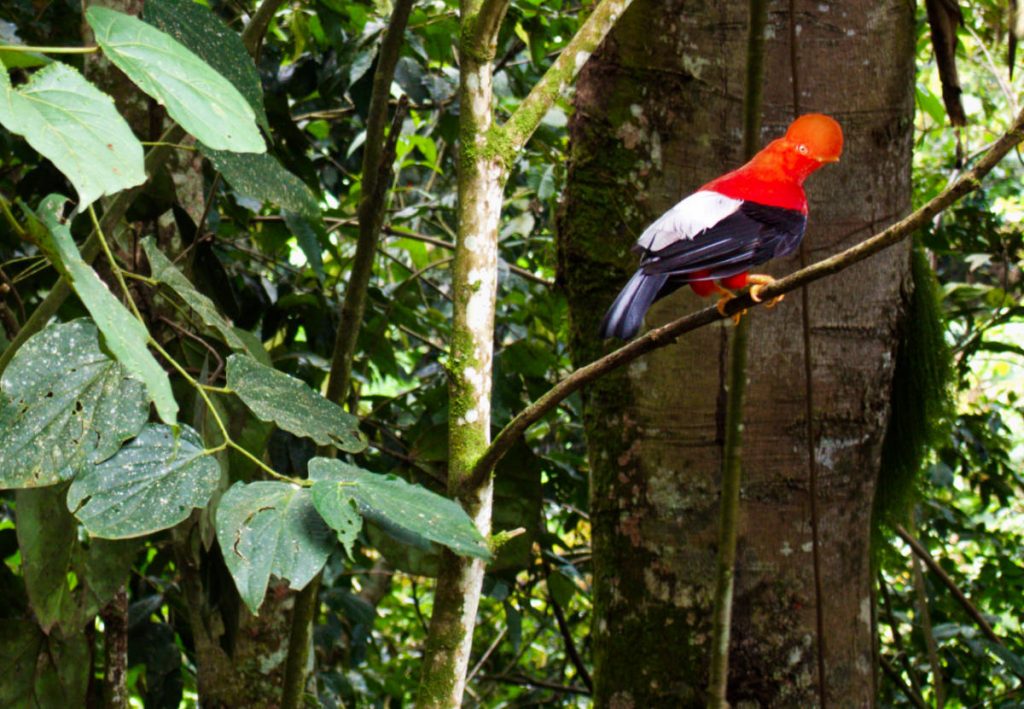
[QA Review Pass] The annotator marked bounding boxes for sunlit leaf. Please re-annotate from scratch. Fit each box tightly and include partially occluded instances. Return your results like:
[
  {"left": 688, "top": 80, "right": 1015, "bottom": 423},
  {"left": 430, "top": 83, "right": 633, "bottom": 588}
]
[
  {"left": 0, "top": 64, "right": 144, "bottom": 208},
  {"left": 36, "top": 195, "right": 177, "bottom": 424},
  {"left": 86, "top": 6, "right": 264, "bottom": 152},
  {"left": 309, "top": 458, "right": 491, "bottom": 560},
  {"left": 143, "top": 0, "right": 269, "bottom": 131}
]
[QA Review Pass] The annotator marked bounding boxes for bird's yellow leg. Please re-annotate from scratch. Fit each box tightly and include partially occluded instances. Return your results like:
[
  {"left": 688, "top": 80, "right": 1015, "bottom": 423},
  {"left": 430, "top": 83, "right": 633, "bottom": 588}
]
[
  {"left": 747, "top": 274, "right": 784, "bottom": 309},
  {"left": 713, "top": 284, "right": 745, "bottom": 324}
]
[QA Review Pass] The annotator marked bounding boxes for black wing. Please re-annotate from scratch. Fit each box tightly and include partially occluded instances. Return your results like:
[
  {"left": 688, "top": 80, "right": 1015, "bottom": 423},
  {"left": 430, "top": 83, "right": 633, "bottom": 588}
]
[{"left": 638, "top": 202, "right": 806, "bottom": 281}]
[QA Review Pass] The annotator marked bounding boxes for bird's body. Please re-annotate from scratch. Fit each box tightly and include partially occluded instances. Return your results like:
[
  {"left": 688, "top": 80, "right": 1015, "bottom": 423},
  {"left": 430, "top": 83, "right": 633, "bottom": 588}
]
[{"left": 600, "top": 114, "right": 843, "bottom": 339}]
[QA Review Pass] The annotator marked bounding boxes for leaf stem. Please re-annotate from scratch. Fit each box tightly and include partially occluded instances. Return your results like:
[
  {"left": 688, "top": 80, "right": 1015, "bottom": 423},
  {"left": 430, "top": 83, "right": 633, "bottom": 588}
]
[
  {"left": 88, "top": 205, "right": 146, "bottom": 323},
  {"left": 139, "top": 141, "right": 197, "bottom": 151},
  {"left": 0, "top": 44, "right": 97, "bottom": 54}
]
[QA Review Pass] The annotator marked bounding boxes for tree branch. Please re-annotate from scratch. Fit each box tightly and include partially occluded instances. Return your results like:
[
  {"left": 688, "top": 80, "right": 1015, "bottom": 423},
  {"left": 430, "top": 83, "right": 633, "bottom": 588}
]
[
  {"left": 468, "top": 0, "right": 513, "bottom": 56},
  {"left": 499, "top": 0, "right": 634, "bottom": 155},
  {"left": 462, "top": 103, "right": 1024, "bottom": 494},
  {"left": 895, "top": 524, "right": 1004, "bottom": 648},
  {"left": 241, "top": 0, "right": 287, "bottom": 57}
]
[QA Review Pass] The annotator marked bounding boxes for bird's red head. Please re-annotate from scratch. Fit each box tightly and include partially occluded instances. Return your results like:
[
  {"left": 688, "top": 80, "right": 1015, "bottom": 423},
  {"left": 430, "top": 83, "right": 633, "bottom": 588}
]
[{"left": 784, "top": 113, "right": 843, "bottom": 164}]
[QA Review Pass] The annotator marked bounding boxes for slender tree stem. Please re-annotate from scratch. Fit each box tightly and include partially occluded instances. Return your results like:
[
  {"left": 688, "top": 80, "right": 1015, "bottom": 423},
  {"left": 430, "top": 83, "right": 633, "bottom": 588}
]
[
  {"left": 462, "top": 100, "right": 1024, "bottom": 494},
  {"left": 706, "top": 1, "right": 765, "bottom": 703},
  {"left": 910, "top": 536, "right": 945, "bottom": 708},
  {"left": 416, "top": 0, "right": 634, "bottom": 702},
  {"left": 282, "top": 3, "right": 414, "bottom": 706},
  {"left": 100, "top": 587, "right": 129, "bottom": 709}
]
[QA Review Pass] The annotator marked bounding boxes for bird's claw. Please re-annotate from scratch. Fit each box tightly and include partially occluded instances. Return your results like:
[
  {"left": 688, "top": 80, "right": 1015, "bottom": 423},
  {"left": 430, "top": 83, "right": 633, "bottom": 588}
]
[
  {"left": 715, "top": 291, "right": 746, "bottom": 325},
  {"left": 747, "top": 275, "right": 784, "bottom": 309}
]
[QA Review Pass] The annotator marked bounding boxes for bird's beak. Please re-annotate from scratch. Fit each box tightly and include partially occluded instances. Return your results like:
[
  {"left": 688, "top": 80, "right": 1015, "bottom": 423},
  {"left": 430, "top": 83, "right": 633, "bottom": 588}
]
[{"left": 819, "top": 155, "right": 841, "bottom": 163}]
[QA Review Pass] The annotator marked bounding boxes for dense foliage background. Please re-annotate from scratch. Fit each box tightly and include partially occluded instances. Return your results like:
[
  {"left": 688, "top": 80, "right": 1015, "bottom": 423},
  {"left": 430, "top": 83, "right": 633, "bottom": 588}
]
[{"left": 0, "top": 0, "right": 1022, "bottom": 706}]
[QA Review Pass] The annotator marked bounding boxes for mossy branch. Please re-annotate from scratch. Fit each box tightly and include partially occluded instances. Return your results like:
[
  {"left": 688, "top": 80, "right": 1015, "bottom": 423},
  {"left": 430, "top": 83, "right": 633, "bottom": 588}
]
[
  {"left": 499, "top": 0, "right": 635, "bottom": 156},
  {"left": 466, "top": 0, "right": 512, "bottom": 58},
  {"left": 462, "top": 101, "right": 1024, "bottom": 494}
]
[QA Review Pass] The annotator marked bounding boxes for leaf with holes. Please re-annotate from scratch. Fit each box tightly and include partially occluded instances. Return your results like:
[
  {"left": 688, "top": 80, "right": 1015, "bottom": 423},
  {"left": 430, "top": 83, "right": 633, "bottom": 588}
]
[
  {"left": 0, "top": 63, "right": 145, "bottom": 209},
  {"left": 142, "top": 237, "right": 250, "bottom": 353},
  {"left": 67, "top": 424, "right": 220, "bottom": 538},
  {"left": 0, "top": 320, "right": 148, "bottom": 488},
  {"left": 216, "top": 481, "right": 333, "bottom": 613},
  {"left": 36, "top": 195, "right": 177, "bottom": 424},
  {"left": 309, "top": 458, "right": 491, "bottom": 560},
  {"left": 143, "top": 0, "right": 269, "bottom": 132},
  {"left": 226, "top": 355, "right": 366, "bottom": 452},
  {"left": 86, "top": 6, "right": 264, "bottom": 153},
  {"left": 310, "top": 479, "right": 362, "bottom": 558}
]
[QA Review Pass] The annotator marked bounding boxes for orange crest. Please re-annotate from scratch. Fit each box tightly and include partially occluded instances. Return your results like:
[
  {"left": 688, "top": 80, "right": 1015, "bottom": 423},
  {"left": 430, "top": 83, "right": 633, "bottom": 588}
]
[{"left": 785, "top": 114, "right": 843, "bottom": 163}]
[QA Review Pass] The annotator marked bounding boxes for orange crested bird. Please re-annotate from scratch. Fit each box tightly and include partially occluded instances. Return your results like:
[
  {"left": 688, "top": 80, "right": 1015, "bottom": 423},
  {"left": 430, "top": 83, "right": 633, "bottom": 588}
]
[{"left": 599, "top": 113, "right": 843, "bottom": 339}]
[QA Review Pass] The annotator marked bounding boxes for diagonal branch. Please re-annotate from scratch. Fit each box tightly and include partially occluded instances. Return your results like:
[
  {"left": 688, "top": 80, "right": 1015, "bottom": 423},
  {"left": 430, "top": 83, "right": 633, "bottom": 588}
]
[
  {"left": 499, "top": 0, "right": 634, "bottom": 156},
  {"left": 461, "top": 103, "right": 1024, "bottom": 494}
]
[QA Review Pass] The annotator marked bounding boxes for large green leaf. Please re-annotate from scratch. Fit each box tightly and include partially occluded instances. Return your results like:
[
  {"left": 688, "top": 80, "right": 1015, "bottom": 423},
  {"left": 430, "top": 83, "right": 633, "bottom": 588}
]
[
  {"left": 141, "top": 237, "right": 249, "bottom": 353},
  {"left": 85, "top": 6, "right": 264, "bottom": 153},
  {"left": 142, "top": 0, "right": 269, "bottom": 132},
  {"left": 0, "top": 63, "right": 145, "bottom": 209},
  {"left": 67, "top": 424, "right": 220, "bottom": 539},
  {"left": 0, "top": 319, "right": 148, "bottom": 488},
  {"left": 309, "top": 458, "right": 491, "bottom": 560},
  {"left": 226, "top": 354, "right": 366, "bottom": 452},
  {"left": 37, "top": 195, "right": 177, "bottom": 424},
  {"left": 216, "top": 481, "right": 333, "bottom": 613},
  {"left": 202, "top": 148, "right": 321, "bottom": 218}
]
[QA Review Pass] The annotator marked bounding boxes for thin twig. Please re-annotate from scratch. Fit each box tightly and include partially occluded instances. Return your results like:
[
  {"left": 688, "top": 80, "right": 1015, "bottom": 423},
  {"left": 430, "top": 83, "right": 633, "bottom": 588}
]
[
  {"left": 910, "top": 539, "right": 945, "bottom": 708},
  {"left": 895, "top": 525, "right": 1003, "bottom": 648},
  {"left": 477, "top": 674, "right": 591, "bottom": 696},
  {"left": 880, "top": 655, "right": 930, "bottom": 709},
  {"left": 547, "top": 574, "right": 592, "bottom": 692}
]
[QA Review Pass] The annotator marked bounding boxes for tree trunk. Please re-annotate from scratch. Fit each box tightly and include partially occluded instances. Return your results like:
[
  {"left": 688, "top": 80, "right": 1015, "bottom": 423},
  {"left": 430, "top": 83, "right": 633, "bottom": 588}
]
[{"left": 559, "top": 0, "right": 914, "bottom": 704}]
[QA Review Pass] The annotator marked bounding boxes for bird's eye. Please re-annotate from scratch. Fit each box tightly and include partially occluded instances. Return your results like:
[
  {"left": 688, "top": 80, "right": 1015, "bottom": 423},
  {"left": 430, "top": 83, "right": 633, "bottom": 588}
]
[{"left": 797, "top": 144, "right": 810, "bottom": 154}]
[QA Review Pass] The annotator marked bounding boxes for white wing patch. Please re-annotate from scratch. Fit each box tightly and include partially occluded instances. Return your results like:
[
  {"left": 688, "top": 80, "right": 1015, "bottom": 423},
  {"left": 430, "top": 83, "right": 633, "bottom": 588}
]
[{"left": 636, "top": 191, "right": 743, "bottom": 252}]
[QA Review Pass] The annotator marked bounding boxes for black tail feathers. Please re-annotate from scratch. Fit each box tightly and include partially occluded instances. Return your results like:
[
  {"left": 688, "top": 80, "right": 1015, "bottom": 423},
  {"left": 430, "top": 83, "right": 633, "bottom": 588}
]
[{"left": 599, "top": 271, "right": 669, "bottom": 340}]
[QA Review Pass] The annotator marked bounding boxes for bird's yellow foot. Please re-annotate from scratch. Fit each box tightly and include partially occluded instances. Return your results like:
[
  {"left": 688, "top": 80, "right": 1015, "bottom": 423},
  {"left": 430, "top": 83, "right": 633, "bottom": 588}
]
[
  {"left": 714, "top": 285, "right": 745, "bottom": 324},
  {"left": 747, "top": 274, "right": 784, "bottom": 309}
]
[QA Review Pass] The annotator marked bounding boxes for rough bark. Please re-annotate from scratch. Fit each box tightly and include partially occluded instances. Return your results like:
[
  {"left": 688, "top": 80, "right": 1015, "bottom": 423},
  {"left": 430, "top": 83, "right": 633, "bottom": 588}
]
[{"left": 559, "top": 0, "right": 914, "bottom": 705}]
